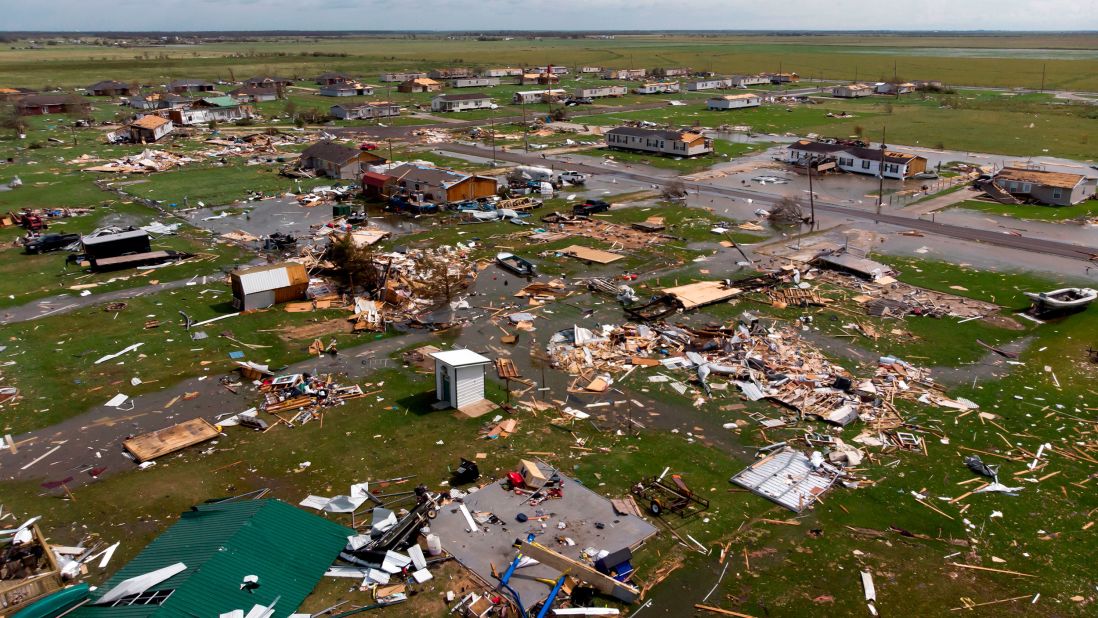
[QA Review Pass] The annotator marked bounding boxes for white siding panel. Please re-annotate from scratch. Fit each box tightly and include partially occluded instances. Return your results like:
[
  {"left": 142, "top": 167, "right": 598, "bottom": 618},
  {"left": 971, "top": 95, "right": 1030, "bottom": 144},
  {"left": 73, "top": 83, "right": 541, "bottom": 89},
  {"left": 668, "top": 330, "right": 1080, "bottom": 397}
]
[{"left": 454, "top": 366, "right": 485, "bottom": 408}]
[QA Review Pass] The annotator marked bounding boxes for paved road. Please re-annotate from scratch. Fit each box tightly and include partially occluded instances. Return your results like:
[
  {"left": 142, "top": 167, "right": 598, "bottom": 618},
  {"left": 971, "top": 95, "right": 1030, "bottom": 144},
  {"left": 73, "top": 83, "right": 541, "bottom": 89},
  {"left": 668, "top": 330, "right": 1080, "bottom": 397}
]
[
  {"left": 0, "top": 276, "right": 207, "bottom": 326},
  {"left": 438, "top": 142, "right": 1098, "bottom": 263},
  {"left": 0, "top": 331, "right": 432, "bottom": 486}
]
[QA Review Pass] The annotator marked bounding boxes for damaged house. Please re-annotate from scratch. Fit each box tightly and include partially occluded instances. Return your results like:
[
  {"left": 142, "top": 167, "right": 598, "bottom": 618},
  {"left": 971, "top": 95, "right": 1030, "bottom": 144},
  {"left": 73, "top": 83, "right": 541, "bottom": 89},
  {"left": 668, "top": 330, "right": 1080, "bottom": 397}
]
[
  {"left": 230, "top": 262, "right": 309, "bottom": 310},
  {"left": 167, "top": 79, "right": 215, "bottom": 94},
  {"left": 168, "top": 97, "right": 253, "bottom": 125},
  {"left": 986, "top": 167, "right": 1096, "bottom": 206},
  {"left": 67, "top": 499, "right": 351, "bottom": 618},
  {"left": 785, "top": 140, "right": 928, "bottom": 179},
  {"left": 330, "top": 101, "right": 400, "bottom": 120},
  {"left": 299, "top": 141, "right": 386, "bottom": 180},
  {"left": 430, "top": 92, "right": 493, "bottom": 112},
  {"left": 127, "top": 115, "right": 173, "bottom": 143},
  {"left": 387, "top": 163, "right": 498, "bottom": 204}
]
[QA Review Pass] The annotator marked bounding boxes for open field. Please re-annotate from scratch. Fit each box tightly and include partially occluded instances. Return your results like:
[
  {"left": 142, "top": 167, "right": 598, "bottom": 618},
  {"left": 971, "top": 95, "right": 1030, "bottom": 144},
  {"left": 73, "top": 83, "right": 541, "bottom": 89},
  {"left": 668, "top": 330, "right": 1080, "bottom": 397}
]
[{"left": 3, "top": 34, "right": 1098, "bottom": 91}]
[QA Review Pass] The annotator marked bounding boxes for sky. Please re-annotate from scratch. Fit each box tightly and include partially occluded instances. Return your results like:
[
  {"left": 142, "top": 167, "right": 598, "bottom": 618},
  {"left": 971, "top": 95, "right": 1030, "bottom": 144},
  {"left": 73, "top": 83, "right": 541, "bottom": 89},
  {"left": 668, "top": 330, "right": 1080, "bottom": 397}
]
[{"left": 4, "top": 0, "right": 1097, "bottom": 32}]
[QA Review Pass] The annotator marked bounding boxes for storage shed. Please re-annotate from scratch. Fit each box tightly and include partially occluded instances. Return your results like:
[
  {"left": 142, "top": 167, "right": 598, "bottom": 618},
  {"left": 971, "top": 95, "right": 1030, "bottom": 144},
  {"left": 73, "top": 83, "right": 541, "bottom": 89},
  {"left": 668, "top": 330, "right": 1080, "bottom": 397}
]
[
  {"left": 431, "top": 349, "right": 491, "bottom": 410},
  {"left": 230, "top": 262, "right": 309, "bottom": 310},
  {"left": 81, "top": 229, "right": 151, "bottom": 267}
]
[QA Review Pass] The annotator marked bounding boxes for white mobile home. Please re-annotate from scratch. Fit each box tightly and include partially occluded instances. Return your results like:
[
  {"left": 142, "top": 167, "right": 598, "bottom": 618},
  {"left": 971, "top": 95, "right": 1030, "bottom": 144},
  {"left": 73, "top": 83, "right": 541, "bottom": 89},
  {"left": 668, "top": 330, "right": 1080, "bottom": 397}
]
[
  {"left": 707, "top": 93, "right": 761, "bottom": 110},
  {"left": 432, "top": 349, "right": 491, "bottom": 410},
  {"left": 728, "top": 75, "right": 771, "bottom": 88},
  {"left": 686, "top": 79, "right": 728, "bottom": 91},
  {"left": 785, "top": 140, "right": 928, "bottom": 179},
  {"left": 832, "top": 84, "right": 873, "bottom": 98},
  {"left": 330, "top": 102, "right": 400, "bottom": 120},
  {"left": 379, "top": 71, "right": 427, "bottom": 82},
  {"left": 634, "top": 82, "right": 680, "bottom": 94},
  {"left": 601, "top": 68, "right": 646, "bottom": 80},
  {"left": 575, "top": 86, "right": 627, "bottom": 99},
  {"left": 451, "top": 77, "right": 501, "bottom": 88},
  {"left": 482, "top": 67, "right": 523, "bottom": 77},
  {"left": 512, "top": 89, "right": 566, "bottom": 104},
  {"left": 431, "top": 93, "right": 493, "bottom": 112},
  {"left": 606, "top": 127, "right": 712, "bottom": 157}
]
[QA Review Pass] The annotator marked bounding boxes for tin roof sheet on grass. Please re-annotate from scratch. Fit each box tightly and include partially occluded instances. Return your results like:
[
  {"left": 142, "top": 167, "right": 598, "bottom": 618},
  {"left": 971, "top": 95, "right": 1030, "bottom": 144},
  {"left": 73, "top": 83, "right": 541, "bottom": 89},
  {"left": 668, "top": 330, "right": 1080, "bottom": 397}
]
[{"left": 730, "top": 448, "right": 837, "bottom": 512}]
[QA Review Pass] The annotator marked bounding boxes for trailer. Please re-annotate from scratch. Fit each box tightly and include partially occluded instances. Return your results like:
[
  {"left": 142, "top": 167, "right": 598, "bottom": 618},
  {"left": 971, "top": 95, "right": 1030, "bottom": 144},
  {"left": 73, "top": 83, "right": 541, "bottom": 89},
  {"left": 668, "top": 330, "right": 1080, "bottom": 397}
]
[{"left": 631, "top": 473, "right": 710, "bottom": 517}]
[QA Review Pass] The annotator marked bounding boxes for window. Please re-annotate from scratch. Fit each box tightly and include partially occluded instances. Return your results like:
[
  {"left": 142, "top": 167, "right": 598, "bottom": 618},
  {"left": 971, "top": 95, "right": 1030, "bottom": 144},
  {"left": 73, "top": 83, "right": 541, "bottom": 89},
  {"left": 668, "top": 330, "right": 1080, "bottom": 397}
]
[
  {"left": 1052, "top": 189, "right": 1063, "bottom": 200},
  {"left": 838, "top": 157, "right": 853, "bottom": 166},
  {"left": 1021, "top": 183, "right": 1032, "bottom": 193},
  {"left": 861, "top": 160, "right": 871, "bottom": 169},
  {"left": 109, "top": 589, "right": 175, "bottom": 607}
]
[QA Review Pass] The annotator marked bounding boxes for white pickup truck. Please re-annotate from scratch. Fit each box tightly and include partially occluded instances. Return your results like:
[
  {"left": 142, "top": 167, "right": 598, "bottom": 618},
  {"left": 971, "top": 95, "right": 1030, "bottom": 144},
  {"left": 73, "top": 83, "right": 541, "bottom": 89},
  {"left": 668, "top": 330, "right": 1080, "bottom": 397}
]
[{"left": 559, "top": 170, "right": 588, "bottom": 185}]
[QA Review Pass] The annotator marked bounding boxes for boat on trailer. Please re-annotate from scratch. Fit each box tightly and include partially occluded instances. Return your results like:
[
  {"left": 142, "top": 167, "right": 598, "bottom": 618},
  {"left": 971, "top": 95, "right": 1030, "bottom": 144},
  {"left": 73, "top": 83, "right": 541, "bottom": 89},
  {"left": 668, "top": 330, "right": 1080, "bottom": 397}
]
[
  {"left": 1025, "top": 287, "right": 1097, "bottom": 311},
  {"left": 496, "top": 252, "right": 536, "bottom": 277}
]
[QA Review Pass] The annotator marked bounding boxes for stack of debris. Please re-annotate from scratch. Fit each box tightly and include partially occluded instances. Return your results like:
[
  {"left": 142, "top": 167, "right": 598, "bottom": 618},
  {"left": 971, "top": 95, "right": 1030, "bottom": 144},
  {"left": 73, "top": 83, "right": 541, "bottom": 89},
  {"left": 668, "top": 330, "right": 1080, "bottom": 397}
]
[
  {"left": 83, "top": 149, "right": 197, "bottom": 173},
  {"left": 256, "top": 373, "right": 366, "bottom": 427}
]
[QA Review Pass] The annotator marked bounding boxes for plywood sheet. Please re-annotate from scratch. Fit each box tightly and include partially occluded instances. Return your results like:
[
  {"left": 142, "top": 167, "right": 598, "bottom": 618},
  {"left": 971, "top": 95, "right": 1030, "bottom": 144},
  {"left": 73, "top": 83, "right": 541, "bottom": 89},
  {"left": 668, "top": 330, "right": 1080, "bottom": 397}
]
[
  {"left": 122, "top": 418, "right": 220, "bottom": 462},
  {"left": 559, "top": 245, "right": 623, "bottom": 264},
  {"left": 661, "top": 280, "right": 742, "bottom": 310}
]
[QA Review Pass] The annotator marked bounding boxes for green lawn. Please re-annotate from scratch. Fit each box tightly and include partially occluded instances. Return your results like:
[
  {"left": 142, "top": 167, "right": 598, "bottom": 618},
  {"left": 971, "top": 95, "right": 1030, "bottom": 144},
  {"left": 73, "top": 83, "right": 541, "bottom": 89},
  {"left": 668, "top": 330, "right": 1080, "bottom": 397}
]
[
  {"left": 951, "top": 198, "right": 1098, "bottom": 221},
  {"left": 594, "top": 139, "right": 775, "bottom": 174}
]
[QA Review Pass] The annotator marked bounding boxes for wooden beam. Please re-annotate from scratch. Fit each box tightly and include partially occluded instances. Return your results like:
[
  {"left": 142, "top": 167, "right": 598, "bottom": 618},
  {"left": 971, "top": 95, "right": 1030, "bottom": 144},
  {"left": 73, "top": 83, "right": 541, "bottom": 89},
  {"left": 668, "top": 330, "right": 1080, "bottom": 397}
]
[
  {"left": 694, "top": 604, "right": 757, "bottom": 617},
  {"left": 517, "top": 541, "right": 640, "bottom": 603}
]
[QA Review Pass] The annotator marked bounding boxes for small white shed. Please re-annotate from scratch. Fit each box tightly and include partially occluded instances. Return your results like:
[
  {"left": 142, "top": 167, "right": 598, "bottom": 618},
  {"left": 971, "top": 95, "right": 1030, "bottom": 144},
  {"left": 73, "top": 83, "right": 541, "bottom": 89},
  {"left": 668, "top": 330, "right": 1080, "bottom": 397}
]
[{"left": 431, "top": 349, "right": 492, "bottom": 409}]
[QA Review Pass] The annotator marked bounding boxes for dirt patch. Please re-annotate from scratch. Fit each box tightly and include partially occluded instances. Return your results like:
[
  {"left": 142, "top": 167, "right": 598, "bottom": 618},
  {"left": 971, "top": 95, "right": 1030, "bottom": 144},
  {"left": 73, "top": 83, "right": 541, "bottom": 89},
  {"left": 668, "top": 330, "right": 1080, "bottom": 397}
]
[
  {"left": 278, "top": 317, "right": 353, "bottom": 341},
  {"left": 980, "top": 314, "right": 1025, "bottom": 330}
]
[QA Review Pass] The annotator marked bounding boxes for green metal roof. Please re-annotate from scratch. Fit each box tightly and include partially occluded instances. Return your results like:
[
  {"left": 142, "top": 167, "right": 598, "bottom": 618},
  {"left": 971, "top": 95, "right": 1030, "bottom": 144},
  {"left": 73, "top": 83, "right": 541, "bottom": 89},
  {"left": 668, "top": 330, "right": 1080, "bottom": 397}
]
[
  {"left": 71, "top": 499, "right": 352, "bottom": 618},
  {"left": 198, "top": 96, "right": 239, "bottom": 108}
]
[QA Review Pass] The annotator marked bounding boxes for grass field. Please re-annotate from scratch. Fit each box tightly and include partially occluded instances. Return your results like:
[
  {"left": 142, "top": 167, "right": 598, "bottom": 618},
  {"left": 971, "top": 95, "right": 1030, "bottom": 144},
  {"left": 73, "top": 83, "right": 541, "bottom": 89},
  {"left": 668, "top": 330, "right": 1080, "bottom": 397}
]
[
  {"left": 2, "top": 256, "right": 1096, "bottom": 616},
  {"left": 951, "top": 198, "right": 1098, "bottom": 221},
  {"left": 3, "top": 34, "right": 1098, "bottom": 91}
]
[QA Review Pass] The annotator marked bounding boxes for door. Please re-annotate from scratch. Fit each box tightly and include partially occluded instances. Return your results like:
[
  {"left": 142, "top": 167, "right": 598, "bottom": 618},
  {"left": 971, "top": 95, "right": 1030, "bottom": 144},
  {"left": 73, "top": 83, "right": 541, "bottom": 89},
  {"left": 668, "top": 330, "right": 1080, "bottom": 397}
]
[{"left": 441, "top": 366, "right": 452, "bottom": 405}]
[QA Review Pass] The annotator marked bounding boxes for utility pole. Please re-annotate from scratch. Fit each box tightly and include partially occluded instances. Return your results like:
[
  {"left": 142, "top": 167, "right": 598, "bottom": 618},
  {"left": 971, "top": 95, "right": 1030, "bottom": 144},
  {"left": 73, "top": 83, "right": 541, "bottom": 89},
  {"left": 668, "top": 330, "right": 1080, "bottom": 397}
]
[
  {"left": 387, "top": 137, "right": 393, "bottom": 163},
  {"left": 521, "top": 98, "right": 529, "bottom": 153},
  {"left": 490, "top": 107, "right": 497, "bottom": 165},
  {"left": 1040, "top": 63, "right": 1046, "bottom": 93},
  {"left": 876, "top": 127, "right": 886, "bottom": 220},
  {"left": 806, "top": 155, "right": 815, "bottom": 227}
]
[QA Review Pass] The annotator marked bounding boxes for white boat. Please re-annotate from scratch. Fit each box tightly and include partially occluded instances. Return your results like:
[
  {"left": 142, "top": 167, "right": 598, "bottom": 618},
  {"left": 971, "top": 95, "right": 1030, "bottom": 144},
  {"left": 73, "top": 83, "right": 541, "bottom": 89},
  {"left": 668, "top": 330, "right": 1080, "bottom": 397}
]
[{"left": 1025, "top": 287, "right": 1097, "bottom": 310}]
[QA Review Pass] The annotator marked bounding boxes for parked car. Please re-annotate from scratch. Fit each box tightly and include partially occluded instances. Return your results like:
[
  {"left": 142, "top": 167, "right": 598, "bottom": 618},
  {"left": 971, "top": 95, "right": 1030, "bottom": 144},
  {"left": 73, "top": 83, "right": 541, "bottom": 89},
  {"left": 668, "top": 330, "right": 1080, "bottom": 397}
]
[
  {"left": 572, "top": 199, "right": 611, "bottom": 216},
  {"left": 559, "top": 171, "right": 588, "bottom": 185},
  {"left": 23, "top": 233, "right": 79, "bottom": 254},
  {"left": 359, "top": 142, "right": 379, "bottom": 151}
]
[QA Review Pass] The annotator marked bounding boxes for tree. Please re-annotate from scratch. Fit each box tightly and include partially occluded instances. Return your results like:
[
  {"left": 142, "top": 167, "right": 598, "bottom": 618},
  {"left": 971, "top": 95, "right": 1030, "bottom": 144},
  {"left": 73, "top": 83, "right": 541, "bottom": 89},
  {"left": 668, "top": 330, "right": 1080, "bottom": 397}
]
[
  {"left": 411, "top": 250, "right": 472, "bottom": 304},
  {"left": 769, "top": 196, "right": 804, "bottom": 224},
  {"left": 550, "top": 108, "right": 569, "bottom": 122},
  {"left": 283, "top": 99, "right": 297, "bottom": 119},
  {"left": 661, "top": 178, "right": 688, "bottom": 200},
  {"left": 327, "top": 233, "right": 383, "bottom": 292},
  {"left": 0, "top": 103, "right": 27, "bottom": 135}
]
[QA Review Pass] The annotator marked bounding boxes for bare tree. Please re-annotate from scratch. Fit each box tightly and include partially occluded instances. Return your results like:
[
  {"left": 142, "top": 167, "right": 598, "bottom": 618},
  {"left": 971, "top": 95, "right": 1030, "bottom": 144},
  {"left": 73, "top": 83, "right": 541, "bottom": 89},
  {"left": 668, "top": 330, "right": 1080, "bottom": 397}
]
[
  {"left": 661, "top": 178, "right": 688, "bottom": 200},
  {"left": 327, "top": 233, "right": 383, "bottom": 292},
  {"left": 411, "top": 250, "right": 473, "bottom": 304},
  {"left": 0, "top": 103, "right": 27, "bottom": 135},
  {"left": 769, "top": 196, "right": 804, "bottom": 224}
]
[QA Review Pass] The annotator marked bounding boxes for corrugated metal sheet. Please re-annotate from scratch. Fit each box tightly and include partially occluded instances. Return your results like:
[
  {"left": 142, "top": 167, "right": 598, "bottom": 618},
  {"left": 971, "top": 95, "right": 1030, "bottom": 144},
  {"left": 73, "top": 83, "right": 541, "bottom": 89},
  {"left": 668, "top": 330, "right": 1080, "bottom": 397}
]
[
  {"left": 237, "top": 267, "right": 292, "bottom": 295},
  {"left": 71, "top": 500, "right": 352, "bottom": 618},
  {"left": 730, "top": 448, "right": 836, "bottom": 513}
]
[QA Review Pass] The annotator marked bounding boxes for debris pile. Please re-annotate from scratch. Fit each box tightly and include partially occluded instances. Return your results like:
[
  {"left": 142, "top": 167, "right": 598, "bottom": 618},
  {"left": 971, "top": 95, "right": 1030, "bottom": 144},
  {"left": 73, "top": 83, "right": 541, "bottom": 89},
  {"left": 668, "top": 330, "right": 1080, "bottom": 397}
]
[
  {"left": 254, "top": 372, "right": 366, "bottom": 428},
  {"left": 83, "top": 149, "right": 197, "bottom": 174}
]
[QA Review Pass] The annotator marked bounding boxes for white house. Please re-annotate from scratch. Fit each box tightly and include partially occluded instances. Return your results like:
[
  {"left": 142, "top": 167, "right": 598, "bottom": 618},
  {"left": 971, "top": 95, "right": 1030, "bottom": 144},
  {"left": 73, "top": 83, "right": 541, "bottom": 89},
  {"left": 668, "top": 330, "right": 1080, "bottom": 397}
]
[
  {"left": 575, "top": 86, "right": 627, "bottom": 99},
  {"left": 432, "top": 349, "right": 491, "bottom": 410},
  {"left": 319, "top": 83, "right": 375, "bottom": 97},
  {"left": 877, "top": 82, "right": 916, "bottom": 95},
  {"left": 431, "top": 93, "right": 493, "bottom": 112},
  {"left": 832, "top": 84, "right": 874, "bottom": 98},
  {"left": 532, "top": 66, "right": 569, "bottom": 75},
  {"left": 686, "top": 79, "right": 727, "bottom": 91},
  {"left": 707, "top": 93, "right": 761, "bottom": 110},
  {"left": 512, "top": 89, "right": 566, "bottom": 104},
  {"left": 662, "top": 67, "right": 692, "bottom": 77},
  {"left": 634, "top": 82, "right": 680, "bottom": 94},
  {"left": 451, "top": 77, "right": 500, "bottom": 88},
  {"left": 606, "top": 127, "right": 713, "bottom": 157},
  {"left": 330, "top": 102, "right": 400, "bottom": 120},
  {"left": 578, "top": 66, "right": 602, "bottom": 74}
]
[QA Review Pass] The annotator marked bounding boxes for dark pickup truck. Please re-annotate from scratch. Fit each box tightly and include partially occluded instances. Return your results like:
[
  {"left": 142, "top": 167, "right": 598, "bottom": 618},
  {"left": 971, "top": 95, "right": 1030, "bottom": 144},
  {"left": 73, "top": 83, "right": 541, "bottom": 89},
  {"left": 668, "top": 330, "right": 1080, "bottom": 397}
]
[
  {"left": 571, "top": 199, "right": 611, "bottom": 216},
  {"left": 23, "top": 233, "right": 79, "bottom": 254}
]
